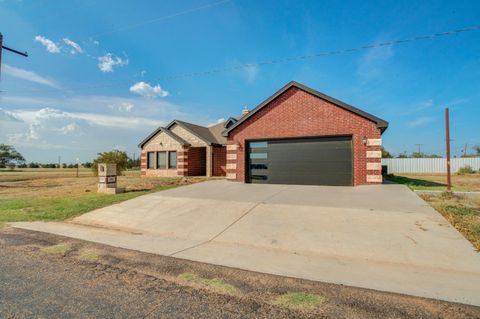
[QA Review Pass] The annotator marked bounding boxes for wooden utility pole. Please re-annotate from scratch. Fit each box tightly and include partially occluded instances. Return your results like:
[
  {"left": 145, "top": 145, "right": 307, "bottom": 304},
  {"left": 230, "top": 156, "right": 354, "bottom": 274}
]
[
  {"left": 445, "top": 107, "right": 452, "bottom": 192},
  {"left": 0, "top": 32, "right": 28, "bottom": 76}
]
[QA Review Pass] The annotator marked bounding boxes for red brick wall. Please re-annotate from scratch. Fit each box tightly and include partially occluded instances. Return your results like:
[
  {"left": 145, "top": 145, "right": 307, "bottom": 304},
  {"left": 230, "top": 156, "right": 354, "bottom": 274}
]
[
  {"left": 212, "top": 146, "right": 226, "bottom": 176},
  {"left": 187, "top": 147, "right": 206, "bottom": 176},
  {"left": 227, "top": 87, "right": 382, "bottom": 185}
]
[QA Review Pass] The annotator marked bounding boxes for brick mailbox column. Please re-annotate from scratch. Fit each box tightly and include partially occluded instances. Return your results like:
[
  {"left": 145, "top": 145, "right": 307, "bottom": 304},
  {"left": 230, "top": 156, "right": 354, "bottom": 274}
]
[{"left": 97, "top": 163, "right": 118, "bottom": 194}]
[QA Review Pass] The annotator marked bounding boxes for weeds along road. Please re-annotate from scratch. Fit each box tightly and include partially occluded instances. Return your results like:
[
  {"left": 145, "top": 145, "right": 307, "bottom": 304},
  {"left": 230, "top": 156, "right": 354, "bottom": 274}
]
[{"left": 0, "top": 227, "right": 479, "bottom": 319}]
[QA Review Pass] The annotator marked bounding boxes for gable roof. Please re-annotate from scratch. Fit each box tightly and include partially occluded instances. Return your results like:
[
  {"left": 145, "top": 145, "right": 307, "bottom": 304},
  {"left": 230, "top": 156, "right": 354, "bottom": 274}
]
[
  {"left": 137, "top": 127, "right": 190, "bottom": 148},
  {"left": 222, "top": 81, "right": 389, "bottom": 137},
  {"left": 166, "top": 120, "right": 227, "bottom": 146}
]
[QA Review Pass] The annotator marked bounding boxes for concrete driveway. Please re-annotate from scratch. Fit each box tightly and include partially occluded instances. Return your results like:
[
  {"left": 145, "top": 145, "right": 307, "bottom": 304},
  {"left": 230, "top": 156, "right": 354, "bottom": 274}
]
[{"left": 14, "top": 180, "right": 480, "bottom": 306}]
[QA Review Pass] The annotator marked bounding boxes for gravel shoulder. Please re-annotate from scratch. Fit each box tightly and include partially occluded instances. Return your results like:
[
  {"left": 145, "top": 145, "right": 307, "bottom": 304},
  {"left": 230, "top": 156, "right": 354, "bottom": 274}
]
[{"left": 0, "top": 227, "right": 479, "bottom": 319}]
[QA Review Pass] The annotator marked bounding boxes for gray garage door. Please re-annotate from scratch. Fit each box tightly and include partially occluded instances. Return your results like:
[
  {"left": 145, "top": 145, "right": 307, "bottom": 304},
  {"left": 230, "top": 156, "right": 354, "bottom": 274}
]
[{"left": 248, "top": 136, "right": 352, "bottom": 186}]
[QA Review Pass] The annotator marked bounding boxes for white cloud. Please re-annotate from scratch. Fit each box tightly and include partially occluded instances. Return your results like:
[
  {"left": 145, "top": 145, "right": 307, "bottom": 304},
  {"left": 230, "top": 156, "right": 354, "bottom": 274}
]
[
  {"left": 245, "top": 65, "right": 259, "bottom": 84},
  {"left": 208, "top": 118, "right": 226, "bottom": 127},
  {"left": 54, "top": 123, "right": 83, "bottom": 136},
  {"left": 3, "top": 64, "right": 60, "bottom": 88},
  {"left": 407, "top": 116, "right": 435, "bottom": 127},
  {"left": 0, "top": 108, "right": 22, "bottom": 122},
  {"left": 358, "top": 44, "right": 394, "bottom": 79},
  {"left": 129, "top": 81, "right": 169, "bottom": 98},
  {"left": 108, "top": 102, "right": 135, "bottom": 112},
  {"left": 34, "top": 35, "right": 61, "bottom": 53},
  {"left": 98, "top": 53, "right": 128, "bottom": 72},
  {"left": 63, "top": 38, "right": 83, "bottom": 54}
]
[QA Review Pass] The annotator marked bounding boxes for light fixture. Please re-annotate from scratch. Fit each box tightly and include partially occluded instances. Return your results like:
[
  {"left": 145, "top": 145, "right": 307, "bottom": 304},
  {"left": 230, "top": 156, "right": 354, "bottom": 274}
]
[{"left": 362, "top": 136, "right": 368, "bottom": 145}]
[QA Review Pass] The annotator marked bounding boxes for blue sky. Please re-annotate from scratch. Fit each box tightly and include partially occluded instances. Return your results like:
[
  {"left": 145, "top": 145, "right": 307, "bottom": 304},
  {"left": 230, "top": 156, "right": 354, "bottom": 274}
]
[{"left": 1, "top": 0, "right": 479, "bottom": 163}]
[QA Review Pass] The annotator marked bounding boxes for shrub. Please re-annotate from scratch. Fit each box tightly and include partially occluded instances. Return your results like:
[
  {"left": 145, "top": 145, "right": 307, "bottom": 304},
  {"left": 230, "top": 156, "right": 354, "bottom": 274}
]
[
  {"left": 92, "top": 150, "right": 128, "bottom": 176},
  {"left": 458, "top": 165, "right": 475, "bottom": 175}
]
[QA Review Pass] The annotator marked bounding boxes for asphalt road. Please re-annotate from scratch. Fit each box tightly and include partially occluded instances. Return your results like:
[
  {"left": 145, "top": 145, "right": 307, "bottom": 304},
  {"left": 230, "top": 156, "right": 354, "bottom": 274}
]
[{"left": 1, "top": 227, "right": 479, "bottom": 319}]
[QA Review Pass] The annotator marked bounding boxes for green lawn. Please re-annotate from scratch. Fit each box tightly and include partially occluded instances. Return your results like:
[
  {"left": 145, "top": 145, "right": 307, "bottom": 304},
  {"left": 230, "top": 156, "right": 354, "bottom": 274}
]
[{"left": 0, "top": 187, "right": 173, "bottom": 223}]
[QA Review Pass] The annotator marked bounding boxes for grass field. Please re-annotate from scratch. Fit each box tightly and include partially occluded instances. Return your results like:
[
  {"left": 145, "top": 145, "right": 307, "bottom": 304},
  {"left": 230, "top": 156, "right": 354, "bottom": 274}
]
[
  {"left": 387, "top": 173, "right": 480, "bottom": 251},
  {"left": 386, "top": 173, "right": 480, "bottom": 192},
  {"left": 0, "top": 168, "right": 208, "bottom": 223}
]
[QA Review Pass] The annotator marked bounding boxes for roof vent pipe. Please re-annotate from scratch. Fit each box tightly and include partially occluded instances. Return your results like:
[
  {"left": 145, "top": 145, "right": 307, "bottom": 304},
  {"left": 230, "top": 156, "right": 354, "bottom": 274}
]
[{"left": 241, "top": 107, "right": 249, "bottom": 116}]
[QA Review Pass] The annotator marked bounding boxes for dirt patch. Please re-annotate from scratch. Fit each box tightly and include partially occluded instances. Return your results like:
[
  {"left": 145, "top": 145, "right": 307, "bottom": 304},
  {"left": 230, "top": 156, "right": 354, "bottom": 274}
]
[{"left": 1, "top": 227, "right": 479, "bottom": 319}]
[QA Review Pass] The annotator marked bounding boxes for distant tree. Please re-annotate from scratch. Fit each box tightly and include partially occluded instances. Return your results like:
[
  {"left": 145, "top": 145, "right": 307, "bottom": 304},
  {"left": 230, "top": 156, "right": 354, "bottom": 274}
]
[
  {"left": 381, "top": 147, "right": 393, "bottom": 158},
  {"left": 92, "top": 150, "right": 128, "bottom": 176},
  {"left": 67, "top": 163, "right": 75, "bottom": 168},
  {"left": 474, "top": 145, "right": 480, "bottom": 156},
  {"left": 126, "top": 157, "right": 140, "bottom": 169},
  {"left": 411, "top": 151, "right": 427, "bottom": 158},
  {"left": 17, "top": 163, "right": 28, "bottom": 168},
  {"left": 0, "top": 144, "right": 25, "bottom": 168},
  {"left": 62, "top": 163, "right": 67, "bottom": 168},
  {"left": 397, "top": 152, "right": 408, "bottom": 158},
  {"left": 28, "top": 162, "right": 40, "bottom": 168},
  {"left": 83, "top": 162, "right": 92, "bottom": 168},
  {"left": 428, "top": 154, "right": 442, "bottom": 158}
]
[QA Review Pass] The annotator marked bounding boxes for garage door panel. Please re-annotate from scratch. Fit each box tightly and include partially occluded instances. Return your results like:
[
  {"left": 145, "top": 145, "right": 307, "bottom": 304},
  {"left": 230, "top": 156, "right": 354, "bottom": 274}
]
[{"left": 248, "top": 136, "right": 352, "bottom": 186}]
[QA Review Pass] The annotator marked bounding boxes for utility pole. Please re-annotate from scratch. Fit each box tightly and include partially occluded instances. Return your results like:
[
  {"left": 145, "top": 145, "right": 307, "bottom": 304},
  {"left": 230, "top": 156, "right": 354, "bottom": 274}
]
[
  {"left": 76, "top": 158, "right": 79, "bottom": 178},
  {"left": 445, "top": 107, "right": 452, "bottom": 192},
  {"left": 0, "top": 32, "right": 28, "bottom": 76},
  {"left": 58, "top": 156, "right": 61, "bottom": 168},
  {"left": 463, "top": 143, "right": 468, "bottom": 157},
  {"left": 415, "top": 143, "right": 423, "bottom": 154}
]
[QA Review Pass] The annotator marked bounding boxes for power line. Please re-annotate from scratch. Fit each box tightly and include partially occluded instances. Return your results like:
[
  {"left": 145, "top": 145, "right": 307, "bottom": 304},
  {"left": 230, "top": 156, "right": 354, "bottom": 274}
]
[
  {"left": 3, "top": 24, "right": 480, "bottom": 94},
  {"left": 89, "top": 0, "right": 231, "bottom": 38}
]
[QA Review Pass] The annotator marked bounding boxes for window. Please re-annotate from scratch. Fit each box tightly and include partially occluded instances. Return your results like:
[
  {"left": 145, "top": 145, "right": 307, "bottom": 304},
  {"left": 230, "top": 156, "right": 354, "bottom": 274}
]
[
  {"left": 249, "top": 152, "right": 268, "bottom": 159},
  {"left": 250, "top": 163, "right": 268, "bottom": 170},
  {"left": 168, "top": 151, "right": 177, "bottom": 169},
  {"left": 147, "top": 152, "right": 155, "bottom": 169},
  {"left": 250, "top": 141, "right": 268, "bottom": 149},
  {"left": 250, "top": 175, "right": 268, "bottom": 180},
  {"left": 157, "top": 151, "right": 166, "bottom": 169}
]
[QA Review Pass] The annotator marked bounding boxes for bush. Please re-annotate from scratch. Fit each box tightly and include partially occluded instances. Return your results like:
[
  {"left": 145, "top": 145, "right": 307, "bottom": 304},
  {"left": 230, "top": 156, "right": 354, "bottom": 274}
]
[
  {"left": 458, "top": 165, "right": 475, "bottom": 175},
  {"left": 92, "top": 150, "right": 128, "bottom": 176},
  {"left": 28, "top": 162, "right": 40, "bottom": 168}
]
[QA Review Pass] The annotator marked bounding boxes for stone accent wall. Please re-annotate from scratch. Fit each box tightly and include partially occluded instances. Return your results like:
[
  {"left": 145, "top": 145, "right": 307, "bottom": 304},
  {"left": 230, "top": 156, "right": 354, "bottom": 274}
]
[
  {"left": 140, "top": 131, "right": 182, "bottom": 177},
  {"left": 365, "top": 139, "right": 382, "bottom": 183},
  {"left": 226, "top": 87, "right": 383, "bottom": 185},
  {"left": 170, "top": 124, "right": 207, "bottom": 147},
  {"left": 177, "top": 148, "right": 188, "bottom": 176}
]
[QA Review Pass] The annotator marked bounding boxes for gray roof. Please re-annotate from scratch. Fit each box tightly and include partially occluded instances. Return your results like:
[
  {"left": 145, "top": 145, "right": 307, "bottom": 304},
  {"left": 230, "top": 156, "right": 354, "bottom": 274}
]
[
  {"left": 222, "top": 81, "right": 389, "bottom": 137},
  {"left": 138, "top": 120, "right": 227, "bottom": 149},
  {"left": 138, "top": 127, "right": 190, "bottom": 148},
  {"left": 167, "top": 120, "right": 227, "bottom": 146}
]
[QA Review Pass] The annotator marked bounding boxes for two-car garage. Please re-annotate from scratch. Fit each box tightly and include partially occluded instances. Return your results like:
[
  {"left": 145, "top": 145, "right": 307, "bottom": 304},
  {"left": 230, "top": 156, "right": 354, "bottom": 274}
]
[
  {"left": 223, "top": 81, "right": 388, "bottom": 186},
  {"left": 247, "top": 136, "right": 353, "bottom": 186}
]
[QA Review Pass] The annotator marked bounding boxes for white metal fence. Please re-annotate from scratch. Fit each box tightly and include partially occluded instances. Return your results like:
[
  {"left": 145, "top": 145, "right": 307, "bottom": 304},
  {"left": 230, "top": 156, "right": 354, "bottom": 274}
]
[{"left": 381, "top": 158, "right": 480, "bottom": 174}]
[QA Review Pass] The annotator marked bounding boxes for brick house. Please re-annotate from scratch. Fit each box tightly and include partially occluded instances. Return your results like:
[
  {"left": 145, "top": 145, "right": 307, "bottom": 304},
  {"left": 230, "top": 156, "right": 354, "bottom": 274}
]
[
  {"left": 139, "top": 81, "right": 388, "bottom": 185},
  {"left": 139, "top": 120, "right": 227, "bottom": 177}
]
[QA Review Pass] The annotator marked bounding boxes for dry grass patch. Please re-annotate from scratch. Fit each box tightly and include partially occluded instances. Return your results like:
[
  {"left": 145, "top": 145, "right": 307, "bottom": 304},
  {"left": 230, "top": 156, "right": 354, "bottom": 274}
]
[
  {"left": 41, "top": 243, "right": 71, "bottom": 255},
  {"left": 422, "top": 193, "right": 480, "bottom": 251},
  {"left": 0, "top": 222, "right": 6, "bottom": 229},
  {"left": 178, "top": 272, "right": 239, "bottom": 295},
  {"left": 387, "top": 173, "right": 480, "bottom": 192},
  {"left": 79, "top": 249, "right": 100, "bottom": 261},
  {"left": 274, "top": 292, "right": 327, "bottom": 310}
]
